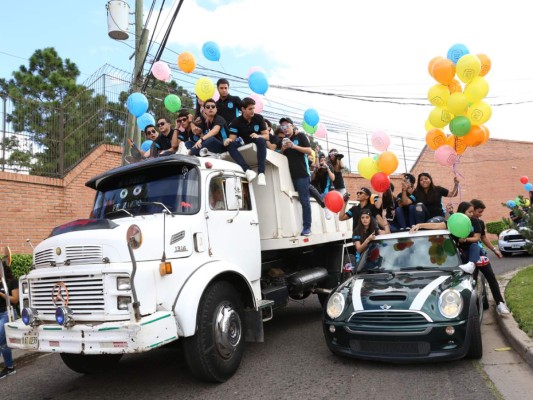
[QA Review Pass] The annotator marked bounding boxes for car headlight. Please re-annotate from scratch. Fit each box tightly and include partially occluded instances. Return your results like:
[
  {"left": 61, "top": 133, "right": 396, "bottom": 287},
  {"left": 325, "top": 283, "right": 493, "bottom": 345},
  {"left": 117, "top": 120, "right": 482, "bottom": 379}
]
[
  {"left": 439, "top": 288, "right": 463, "bottom": 318},
  {"left": 326, "top": 292, "right": 346, "bottom": 319}
]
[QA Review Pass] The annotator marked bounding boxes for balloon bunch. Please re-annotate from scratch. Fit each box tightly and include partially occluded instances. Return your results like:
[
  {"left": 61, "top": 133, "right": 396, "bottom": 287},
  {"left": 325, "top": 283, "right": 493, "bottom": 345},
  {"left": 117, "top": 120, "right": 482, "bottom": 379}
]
[
  {"left": 357, "top": 131, "right": 399, "bottom": 192},
  {"left": 149, "top": 60, "right": 182, "bottom": 113},
  {"left": 520, "top": 176, "right": 533, "bottom": 192},
  {"left": 425, "top": 44, "right": 492, "bottom": 167},
  {"left": 126, "top": 92, "right": 154, "bottom": 130},
  {"left": 427, "top": 236, "right": 456, "bottom": 265}
]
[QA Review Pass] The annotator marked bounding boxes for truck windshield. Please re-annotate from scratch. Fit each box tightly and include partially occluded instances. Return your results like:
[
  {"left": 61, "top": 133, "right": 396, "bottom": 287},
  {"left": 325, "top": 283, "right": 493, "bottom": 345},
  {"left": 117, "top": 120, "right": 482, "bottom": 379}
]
[{"left": 90, "top": 165, "right": 200, "bottom": 219}]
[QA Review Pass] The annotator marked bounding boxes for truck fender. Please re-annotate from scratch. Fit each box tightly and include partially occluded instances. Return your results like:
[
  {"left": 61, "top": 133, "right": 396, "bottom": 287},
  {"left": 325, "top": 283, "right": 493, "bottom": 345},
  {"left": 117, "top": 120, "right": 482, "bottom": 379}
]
[{"left": 173, "top": 260, "right": 257, "bottom": 337}]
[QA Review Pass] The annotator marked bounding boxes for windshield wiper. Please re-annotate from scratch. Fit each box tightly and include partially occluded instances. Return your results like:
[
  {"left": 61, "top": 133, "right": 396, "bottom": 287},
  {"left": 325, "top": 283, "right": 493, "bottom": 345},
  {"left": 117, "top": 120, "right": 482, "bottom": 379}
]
[
  {"left": 140, "top": 201, "right": 174, "bottom": 217},
  {"left": 399, "top": 266, "right": 453, "bottom": 273},
  {"left": 105, "top": 208, "right": 134, "bottom": 218}
]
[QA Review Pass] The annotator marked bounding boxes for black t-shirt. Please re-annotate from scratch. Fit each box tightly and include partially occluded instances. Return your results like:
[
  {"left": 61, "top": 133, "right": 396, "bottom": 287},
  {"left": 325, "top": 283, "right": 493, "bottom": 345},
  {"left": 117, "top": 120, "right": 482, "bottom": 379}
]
[
  {"left": 345, "top": 203, "right": 379, "bottom": 225},
  {"left": 0, "top": 277, "right": 18, "bottom": 312},
  {"left": 282, "top": 132, "right": 311, "bottom": 179},
  {"left": 267, "top": 133, "right": 279, "bottom": 147},
  {"left": 154, "top": 130, "right": 175, "bottom": 152},
  {"left": 446, "top": 217, "right": 482, "bottom": 250},
  {"left": 228, "top": 114, "right": 267, "bottom": 144},
  {"left": 177, "top": 128, "right": 197, "bottom": 143},
  {"left": 474, "top": 217, "right": 486, "bottom": 236},
  {"left": 332, "top": 170, "right": 345, "bottom": 190},
  {"left": 216, "top": 95, "right": 242, "bottom": 125},
  {"left": 312, "top": 162, "right": 334, "bottom": 194},
  {"left": 199, "top": 115, "right": 230, "bottom": 142},
  {"left": 412, "top": 186, "right": 449, "bottom": 218}
]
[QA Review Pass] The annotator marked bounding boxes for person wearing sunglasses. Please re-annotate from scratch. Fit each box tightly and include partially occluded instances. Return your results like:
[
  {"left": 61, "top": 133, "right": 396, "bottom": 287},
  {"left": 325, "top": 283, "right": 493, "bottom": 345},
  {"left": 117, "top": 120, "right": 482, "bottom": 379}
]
[
  {"left": 173, "top": 110, "right": 196, "bottom": 153},
  {"left": 339, "top": 187, "right": 388, "bottom": 235},
  {"left": 154, "top": 117, "right": 179, "bottom": 157},
  {"left": 141, "top": 124, "right": 158, "bottom": 157},
  {"left": 216, "top": 78, "right": 242, "bottom": 125},
  {"left": 189, "top": 98, "right": 228, "bottom": 156}
]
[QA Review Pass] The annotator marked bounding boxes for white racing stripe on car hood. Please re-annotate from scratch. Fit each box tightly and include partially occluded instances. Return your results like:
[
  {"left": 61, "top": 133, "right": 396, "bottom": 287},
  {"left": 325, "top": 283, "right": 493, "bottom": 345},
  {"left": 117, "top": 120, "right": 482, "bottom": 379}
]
[
  {"left": 409, "top": 275, "right": 448, "bottom": 311},
  {"left": 352, "top": 278, "right": 364, "bottom": 311}
]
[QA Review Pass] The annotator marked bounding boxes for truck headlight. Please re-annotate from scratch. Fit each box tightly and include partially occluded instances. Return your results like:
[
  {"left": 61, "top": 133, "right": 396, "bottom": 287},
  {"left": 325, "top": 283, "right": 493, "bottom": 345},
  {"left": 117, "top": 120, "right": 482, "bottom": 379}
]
[
  {"left": 55, "top": 306, "right": 74, "bottom": 327},
  {"left": 126, "top": 224, "right": 142, "bottom": 249},
  {"left": 326, "top": 293, "right": 345, "bottom": 319},
  {"left": 117, "top": 296, "right": 132, "bottom": 310},
  {"left": 117, "top": 277, "right": 131, "bottom": 290},
  {"left": 439, "top": 288, "right": 463, "bottom": 319},
  {"left": 22, "top": 281, "right": 29, "bottom": 294},
  {"left": 22, "top": 307, "right": 40, "bottom": 326}
]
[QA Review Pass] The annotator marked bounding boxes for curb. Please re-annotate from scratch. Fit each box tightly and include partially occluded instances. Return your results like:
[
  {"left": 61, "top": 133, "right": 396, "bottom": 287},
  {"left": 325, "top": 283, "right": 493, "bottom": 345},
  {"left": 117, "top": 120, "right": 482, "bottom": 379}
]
[
  {"left": 0, "top": 349, "right": 43, "bottom": 369},
  {"left": 494, "top": 269, "right": 533, "bottom": 369}
]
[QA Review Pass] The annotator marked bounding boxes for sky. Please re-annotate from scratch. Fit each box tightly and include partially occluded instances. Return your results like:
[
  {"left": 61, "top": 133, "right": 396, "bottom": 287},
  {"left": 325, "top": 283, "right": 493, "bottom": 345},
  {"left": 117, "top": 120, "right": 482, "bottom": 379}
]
[{"left": 2, "top": 0, "right": 533, "bottom": 173}]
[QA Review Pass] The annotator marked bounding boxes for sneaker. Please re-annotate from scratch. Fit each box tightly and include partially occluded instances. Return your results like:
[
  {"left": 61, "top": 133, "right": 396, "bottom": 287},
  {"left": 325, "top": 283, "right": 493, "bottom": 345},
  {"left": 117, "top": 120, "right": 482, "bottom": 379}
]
[
  {"left": 257, "top": 173, "right": 266, "bottom": 186},
  {"left": 459, "top": 261, "right": 475, "bottom": 274},
  {"left": 0, "top": 366, "right": 16, "bottom": 379},
  {"left": 301, "top": 228, "right": 312, "bottom": 236},
  {"left": 245, "top": 169, "right": 257, "bottom": 183},
  {"left": 497, "top": 302, "right": 511, "bottom": 315},
  {"left": 324, "top": 208, "right": 333, "bottom": 220}
]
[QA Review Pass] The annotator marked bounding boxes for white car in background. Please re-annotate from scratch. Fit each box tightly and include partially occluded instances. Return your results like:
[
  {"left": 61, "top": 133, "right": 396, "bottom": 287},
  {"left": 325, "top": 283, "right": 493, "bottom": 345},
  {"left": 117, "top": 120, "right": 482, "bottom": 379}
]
[{"left": 498, "top": 224, "right": 530, "bottom": 256}]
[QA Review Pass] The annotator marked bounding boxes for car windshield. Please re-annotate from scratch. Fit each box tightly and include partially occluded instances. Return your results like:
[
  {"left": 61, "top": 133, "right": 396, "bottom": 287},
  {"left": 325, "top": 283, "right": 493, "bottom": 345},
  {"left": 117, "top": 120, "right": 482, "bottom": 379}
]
[
  {"left": 356, "top": 234, "right": 462, "bottom": 274},
  {"left": 90, "top": 164, "right": 200, "bottom": 219}
]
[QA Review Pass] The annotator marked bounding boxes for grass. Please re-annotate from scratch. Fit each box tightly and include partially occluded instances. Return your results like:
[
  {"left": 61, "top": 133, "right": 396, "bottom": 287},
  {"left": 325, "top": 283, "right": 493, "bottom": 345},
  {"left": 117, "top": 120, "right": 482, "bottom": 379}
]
[{"left": 505, "top": 265, "right": 533, "bottom": 339}]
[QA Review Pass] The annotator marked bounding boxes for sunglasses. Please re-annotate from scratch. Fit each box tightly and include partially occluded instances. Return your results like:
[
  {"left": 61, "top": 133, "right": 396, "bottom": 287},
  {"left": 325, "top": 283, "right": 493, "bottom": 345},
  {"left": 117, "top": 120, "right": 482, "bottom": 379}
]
[
  {"left": 280, "top": 125, "right": 290, "bottom": 130},
  {"left": 157, "top": 122, "right": 166, "bottom": 127},
  {"left": 146, "top": 130, "right": 157, "bottom": 135},
  {"left": 177, "top": 118, "right": 188, "bottom": 123},
  {"left": 204, "top": 104, "right": 216, "bottom": 109},
  {"left": 356, "top": 191, "right": 364, "bottom": 195}
]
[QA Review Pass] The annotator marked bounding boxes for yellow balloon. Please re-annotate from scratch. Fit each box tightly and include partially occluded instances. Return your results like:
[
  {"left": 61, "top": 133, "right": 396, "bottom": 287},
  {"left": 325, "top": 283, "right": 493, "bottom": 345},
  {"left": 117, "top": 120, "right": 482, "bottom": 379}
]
[
  {"left": 467, "top": 101, "right": 492, "bottom": 125},
  {"left": 428, "top": 107, "right": 453, "bottom": 128},
  {"left": 464, "top": 76, "right": 489, "bottom": 103},
  {"left": 195, "top": 77, "right": 215, "bottom": 101},
  {"left": 446, "top": 92, "right": 468, "bottom": 115},
  {"left": 425, "top": 119, "right": 435, "bottom": 132},
  {"left": 427, "top": 84, "right": 450, "bottom": 107},
  {"left": 456, "top": 54, "right": 481, "bottom": 84},
  {"left": 377, "top": 151, "right": 399, "bottom": 175},
  {"left": 358, "top": 157, "right": 380, "bottom": 180}
]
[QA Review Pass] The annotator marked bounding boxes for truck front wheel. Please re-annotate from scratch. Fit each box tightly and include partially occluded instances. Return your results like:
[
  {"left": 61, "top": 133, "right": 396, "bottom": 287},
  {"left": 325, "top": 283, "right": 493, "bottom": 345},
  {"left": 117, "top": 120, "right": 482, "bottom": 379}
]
[
  {"left": 183, "top": 281, "right": 245, "bottom": 382},
  {"left": 60, "top": 353, "right": 123, "bottom": 374}
]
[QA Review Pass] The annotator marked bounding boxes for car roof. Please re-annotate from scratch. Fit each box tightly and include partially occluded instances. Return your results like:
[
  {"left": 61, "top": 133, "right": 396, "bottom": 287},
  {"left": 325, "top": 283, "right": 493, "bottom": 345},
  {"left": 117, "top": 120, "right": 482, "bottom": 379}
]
[{"left": 375, "top": 229, "right": 451, "bottom": 240}]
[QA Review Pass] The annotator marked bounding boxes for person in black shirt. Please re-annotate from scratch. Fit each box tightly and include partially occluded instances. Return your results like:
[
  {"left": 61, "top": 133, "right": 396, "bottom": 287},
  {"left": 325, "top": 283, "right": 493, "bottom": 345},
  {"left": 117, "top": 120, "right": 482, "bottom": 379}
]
[
  {"left": 328, "top": 148, "right": 346, "bottom": 195},
  {"left": 173, "top": 110, "right": 196, "bottom": 152},
  {"left": 1, "top": 263, "right": 18, "bottom": 378},
  {"left": 154, "top": 117, "right": 178, "bottom": 156},
  {"left": 264, "top": 119, "right": 278, "bottom": 150},
  {"left": 216, "top": 78, "right": 242, "bottom": 125},
  {"left": 339, "top": 187, "right": 386, "bottom": 235},
  {"left": 190, "top": 98, "right": 228, "bottom": 156}
]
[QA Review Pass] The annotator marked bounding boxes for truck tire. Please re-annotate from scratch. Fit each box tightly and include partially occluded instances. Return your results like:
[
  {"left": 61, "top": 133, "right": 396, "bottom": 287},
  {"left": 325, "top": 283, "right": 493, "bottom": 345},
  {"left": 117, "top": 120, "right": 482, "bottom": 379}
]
[
  {"left": 60, "top": 353, "right": 123, "bottom": 374},
  {"left": 183, "top": 281, "right": 244, "bottom": 382}
]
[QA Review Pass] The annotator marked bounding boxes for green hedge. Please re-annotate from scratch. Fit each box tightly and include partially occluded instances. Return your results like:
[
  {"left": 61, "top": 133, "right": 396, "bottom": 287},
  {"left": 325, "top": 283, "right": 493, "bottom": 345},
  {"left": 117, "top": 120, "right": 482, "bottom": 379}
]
[
  {"left": 486, "top": 220, "right": 509, "bottom": 236},
  {"left": 9, "top": 254, "right": 33, "bottom": 279}
]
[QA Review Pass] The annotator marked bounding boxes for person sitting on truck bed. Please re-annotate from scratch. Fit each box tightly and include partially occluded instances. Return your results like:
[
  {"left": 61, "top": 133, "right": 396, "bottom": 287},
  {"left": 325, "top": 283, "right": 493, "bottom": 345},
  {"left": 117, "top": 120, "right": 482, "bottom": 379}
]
[
  {"left": 226, "top": 97, "right": 268, "bottom": 186},
  {"left": 190, "top": 98, "right": 228, "bottom": 156},
  {"left": 154, "top": 117, "right": 179, "bottom": 156}
]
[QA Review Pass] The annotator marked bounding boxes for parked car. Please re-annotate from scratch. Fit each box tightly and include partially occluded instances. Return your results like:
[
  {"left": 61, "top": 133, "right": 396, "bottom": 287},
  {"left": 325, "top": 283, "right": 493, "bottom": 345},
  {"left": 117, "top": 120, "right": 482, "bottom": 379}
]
[
  {"left": 323, "top": 230, "right": 488, "bottom": 362},
  {"left": 498, "top": 224, "right": 530, "bottom": 256}
]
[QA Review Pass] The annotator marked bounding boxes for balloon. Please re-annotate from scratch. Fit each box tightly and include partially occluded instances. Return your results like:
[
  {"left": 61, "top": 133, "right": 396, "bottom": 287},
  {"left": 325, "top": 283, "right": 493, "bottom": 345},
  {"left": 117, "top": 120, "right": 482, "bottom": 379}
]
[
  {"left": 446, "top": 92, "right": 468, "bottom": 115},
  {"left": 467, "top": 101, "right": 492, "bottom": 125},
  {"left": 447, "top": 213, "right": 472, "bottom": 239},
  {"left": 324, "top": 191, "right": 344, "bottom": 213},
  {"left": 315, "top": 123, "right": 328, "bottom": 139},
  {"left": 371, "top": 130, "right": 390, "bottom": 152},
  {"left": 514, "top": 197, "right": 523, "bottom": 207},
  {"left": 524, "top": 183, "right": 533, "bottom": 191},
  {"left": 456, "top": 54, "right": 481, "bottom": 84},
  {"left": 177, "top": 51, "right": 196, "bottom": 73},
  {"left": 446, "top": 134, "right": 467, "bottom": 155},
  {"left": 477, "top": 54, "right": 491, "bottom": 76},
  {"left": 434, "top": 145, "right": 458, "bottom": 166},
  {"left": 212, "top": 90, "right": 220, "bottom": 101},
  {"left": 126, "top": 92, "right": 149, "bottom": 117},
  {"left": 303, "top": 108, "right": 320, "bottom": 126},
  {"left": 525, "top": 199, "right": 531, "bottom": 207},
  {"left": 464, "top": 76, "right": 489, "bottom": 103},
  {"left": 428, "top": 56, "right": 443, "bottom": 77},
  {"left": 377, "top": 151, "right": 399, "bottom": 175},
  {"left": 520, "top": 176, "right": 529, "bottom": 184},
  {"left": 370, "top": 172, "right": 391, "bottom": 193},
  {"left": 425, "top": 128, "right": 447, "bottom": 150},
  {"left": 431, "top": 58, "right": 456, "bottom": 84},
  {"left": 249, "top": 93, "right": 264, "bottom": 113},
  {"left": 358, "top": 157, "right": 380, "bottom": 180},
  {"left": 480, "top": 125, "right": 490, "bottom": 144},
  {"left": 462, "top": 125, "right": 486, "bottom": 147},
  {"left": 506, "top": 200, "right": 516, "bottom": 209},
  {"left": 151, "top": 61, "right": 171, "bottom": 81},
  {"left": 449, "top": 116, "right": 471, "bottom": 137},
  {"left": 195, "top": 77, "right": 215, "bottom": 101},
  {"left": 428, "top": 107, "right": 453, "bottom": 128},
  {"left": 164, "top": 94, "right": 182, "bottom": 113},
  {"left": 425, "top": 119, "right": 435, "bottom": 132},
  {"left": 136, "top": 112, "right": 155, "bottom": 131},
  {"left": 248, "top": 71, "right": 269, "bottom": 95},
  {"left": 202, "top": 41, "right": 220, "bottom": 62},
  {"left": 427, "top": 84, "right": 450, "bottom": 107},
  {"left": 447, "top": 79, "right": 463, "bottom": 94},
  {"left": 447, "top": 43, "right": 469, "bottom": 64},
  {"left": 247, "top": 66, "right": 266, "bottom": 78},
  {"left": 302, "top": 121, "right": 317, "bottom": 134}
]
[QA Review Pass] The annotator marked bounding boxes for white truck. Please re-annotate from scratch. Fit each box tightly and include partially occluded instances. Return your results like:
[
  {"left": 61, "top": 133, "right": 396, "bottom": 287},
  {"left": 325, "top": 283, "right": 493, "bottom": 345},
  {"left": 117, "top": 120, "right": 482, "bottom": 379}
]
[{"left": 6, "top": 145, "right": 354, "bottom": 382}]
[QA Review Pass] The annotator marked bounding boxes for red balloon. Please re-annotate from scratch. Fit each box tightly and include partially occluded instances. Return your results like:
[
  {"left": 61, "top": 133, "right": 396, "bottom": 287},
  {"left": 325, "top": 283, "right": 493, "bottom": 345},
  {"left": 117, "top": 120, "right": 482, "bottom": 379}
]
[
  {"left": 520, "top": 176, "right": 529, "bottom": 184},
  {"left": 370, "top": 172, "right": 391, "bottom": 193},
  {"left": 324, "top": 191, "right": 344, "bottom": 213}
]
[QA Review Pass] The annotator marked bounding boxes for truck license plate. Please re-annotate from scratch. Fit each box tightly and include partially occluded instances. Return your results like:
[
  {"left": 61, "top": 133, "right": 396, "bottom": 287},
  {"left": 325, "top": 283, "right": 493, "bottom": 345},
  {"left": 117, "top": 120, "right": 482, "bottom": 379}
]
[{"left": 22, "top": 335, "right": 38, "bottom": 345}]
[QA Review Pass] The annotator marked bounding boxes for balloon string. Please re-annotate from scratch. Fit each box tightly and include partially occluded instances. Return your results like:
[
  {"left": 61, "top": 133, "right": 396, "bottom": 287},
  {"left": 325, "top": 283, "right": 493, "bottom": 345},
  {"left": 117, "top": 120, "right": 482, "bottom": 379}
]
[
  {"left": 452, "top": 158, "right": 465, "bottom": 205},
  {"left": 218, "top": 61, "right": 226, "bottom": 73}
]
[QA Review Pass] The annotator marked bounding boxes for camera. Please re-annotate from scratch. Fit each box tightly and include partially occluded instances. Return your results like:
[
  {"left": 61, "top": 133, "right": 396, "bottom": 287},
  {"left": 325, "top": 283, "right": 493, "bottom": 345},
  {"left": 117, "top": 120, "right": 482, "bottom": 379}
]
[
  {"left": 335, "top": 153, "right": 344, "bottom": 160},
  {"left": 343, "top": 192, "right": 351, "bottom": 202}
]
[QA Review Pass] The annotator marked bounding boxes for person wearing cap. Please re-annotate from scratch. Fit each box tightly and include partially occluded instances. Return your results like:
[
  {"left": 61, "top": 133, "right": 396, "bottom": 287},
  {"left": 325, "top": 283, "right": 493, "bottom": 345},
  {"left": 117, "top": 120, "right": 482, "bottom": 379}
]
[
  {"left": 226, "top": 97, "right": 269, "bottom": 186},
  {"left": 328, "top": 148, "right": 346, "bottom": 195},
  {"left": 339, "top": 187, "right": 387, "bottom": 235},
  {"left": 278, "top": 116, "right": 314, "bottom": 236},
  {"left": 216, "top": 78, "right": 242, "bottom": 125}
]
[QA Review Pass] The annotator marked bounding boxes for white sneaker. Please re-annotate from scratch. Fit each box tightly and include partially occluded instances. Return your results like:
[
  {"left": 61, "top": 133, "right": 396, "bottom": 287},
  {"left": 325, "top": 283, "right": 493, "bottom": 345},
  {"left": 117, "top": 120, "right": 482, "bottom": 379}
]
[
  {"left": 257, "top": 173, "right": 266, "bottom": 186},
  {"left": 459, "top": 261, "right": 475, "bottom": 274},
  {"left": 497, "top": 302, "right": 511, "bottom": 315},
  {"left": 324, "top": 208, "right": 333, "bottom": 220},
  {"left": 245, "top": 169, "right": 257, "bottom": 182}
]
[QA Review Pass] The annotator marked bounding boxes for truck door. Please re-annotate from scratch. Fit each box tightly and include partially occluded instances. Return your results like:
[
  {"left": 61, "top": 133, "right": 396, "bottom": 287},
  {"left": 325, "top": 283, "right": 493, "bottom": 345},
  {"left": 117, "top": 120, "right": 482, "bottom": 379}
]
[{"left": 205, "top": 175, "right": 261, "bottom": 281}]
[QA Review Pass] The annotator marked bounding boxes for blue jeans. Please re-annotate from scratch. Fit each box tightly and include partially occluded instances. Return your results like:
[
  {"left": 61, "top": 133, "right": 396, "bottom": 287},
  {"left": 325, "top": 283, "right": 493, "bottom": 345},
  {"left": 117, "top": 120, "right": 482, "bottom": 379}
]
[
  {"left": 460, "top": 243, "right": 481, "bottom": 264},
  {"left": 189, "top": 137, "right": 226, "bottom": 156},
  {"left": 293, "top": 176, "right": 312, "bottom": 230},
  {"left": 0, "top": 311, "right": 13, "bottom": 368},
  {"left": 227, "top": 137, "right": 267, "bottom": 174},
  {"left": 411, "top": 203, "right": 445, "bottom": 224}
]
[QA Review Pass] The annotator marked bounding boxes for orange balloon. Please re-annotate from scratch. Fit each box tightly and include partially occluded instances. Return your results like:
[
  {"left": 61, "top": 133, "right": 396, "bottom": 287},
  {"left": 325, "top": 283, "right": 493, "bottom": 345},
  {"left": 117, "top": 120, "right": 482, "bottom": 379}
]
[
  {"left": 462, "top": 125, "right": 485, "bottom": 147},
  {"left": 477, "top": 54, "right": 491, "bottom": 77},
  {"left": 447, "top": 79, "right": 463, "bottom": 94},
  {"left": 480, "top": 125, "right": 490, "bottom": 144},
  {"left": 177, "top": 52, "right": 196, "bottom": 73},
  {"left": 431, "top": 58, "right": 456, "bottom": 85},
  {"left": 428, "top": 56, "right": 443, "bottom": 77},
  {"left": 377, "top": 151, "right": 399, "bottom": 175},
  {"left": 425, "top": 128, "right": 447, "bottom": 150},
  {"left": 446, "top": 135, "right": 467, "bottom": 155}
]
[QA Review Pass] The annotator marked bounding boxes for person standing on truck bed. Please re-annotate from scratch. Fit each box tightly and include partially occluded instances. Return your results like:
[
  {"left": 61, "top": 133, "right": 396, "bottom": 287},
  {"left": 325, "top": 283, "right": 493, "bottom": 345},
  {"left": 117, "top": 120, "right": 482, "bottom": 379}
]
[
  {"left": 278, "top": 117, "right": 314, "bottom": 236},
  {"left": 227, "top": 97, "right": 268, "bottom": 186},
  {"left": 216, "top": 78, "right": 242, "bottom": 125}
]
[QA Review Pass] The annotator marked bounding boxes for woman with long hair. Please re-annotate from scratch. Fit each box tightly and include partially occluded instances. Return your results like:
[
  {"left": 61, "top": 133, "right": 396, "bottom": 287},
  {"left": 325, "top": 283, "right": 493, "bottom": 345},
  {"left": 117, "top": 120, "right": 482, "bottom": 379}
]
[
  {"left": 328, "top": 149, "right": 346, "bottom": 195},
  {"left": 353, "top": 209, "right": 386, "bottom": 263},
  {"left": 1, "top": 262, "right": 19, "bottom": 378}
]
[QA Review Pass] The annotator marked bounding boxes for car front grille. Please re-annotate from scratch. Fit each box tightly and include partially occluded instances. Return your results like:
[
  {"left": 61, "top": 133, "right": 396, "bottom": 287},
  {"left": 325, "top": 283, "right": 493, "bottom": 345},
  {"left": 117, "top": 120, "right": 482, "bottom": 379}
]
[
  {"left": 348, "top": 311, "right": 429, "bottom": 333},
  {"left": 34, "top": 245, "right": 104, "bottom": 267},
  {"left": 503, "top": 234, "right": 525, "bottom": 241},
  {"left": 350, "top": 339, "right": 431, "bottom": 356}
]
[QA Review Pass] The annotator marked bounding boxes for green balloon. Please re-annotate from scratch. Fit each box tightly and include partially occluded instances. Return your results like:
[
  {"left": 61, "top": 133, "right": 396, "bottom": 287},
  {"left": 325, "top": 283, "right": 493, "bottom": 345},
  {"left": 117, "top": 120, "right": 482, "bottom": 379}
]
[
  {"left": 443, "top": 239, "right": 456, "bottom": 255},
  {"left": 514, "top": 196, "right": 523, "bottom": 207},
  {"left": 164, "top": 94, "right": 182, "bottom": 113},
  {"left": 449, "top": 116, "right": 471, "bottom": 137},
  {"left": 302, "top": 121, "right": 317, "bottom": 134},
  {"left": 447, "top": 213, "right": 472, "bottom": 238}
]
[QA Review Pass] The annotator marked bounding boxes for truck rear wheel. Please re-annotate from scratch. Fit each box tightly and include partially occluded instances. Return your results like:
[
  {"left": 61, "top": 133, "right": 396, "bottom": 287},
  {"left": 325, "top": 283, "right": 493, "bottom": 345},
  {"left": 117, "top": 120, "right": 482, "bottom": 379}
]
[
  {"left": 60, "top": 353, "right": 123, "bottom": 374},
  {"left": 183, "top": 281, "right": 244, "bottom": 382}
]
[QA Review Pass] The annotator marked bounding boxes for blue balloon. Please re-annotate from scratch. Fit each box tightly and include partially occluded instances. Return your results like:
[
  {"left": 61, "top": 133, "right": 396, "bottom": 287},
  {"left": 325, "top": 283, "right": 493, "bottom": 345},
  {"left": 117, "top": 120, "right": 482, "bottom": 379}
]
[
  {"left": 304, "top": 108, "right": 320, "bottom": 126},
  {"left": 248, "top": 71, "right": 269, "bottom": 95},
  {"left": 202, "top": 41, "right": 220, "bottom": 62},
  {"left": 447, "top": 43, "right": 470, "bottom": 64},
  {"left": 525, "top": 183, "right": 533, "bottom": 191},
  {"left": 136, "top": 113, "right": 155, "bottom": 131},
  {"left": 127, "top": 92, "right": 149, "bottom": 117},
  {"left": 506, "top": 200, "right": 516, "bottom": 209}
]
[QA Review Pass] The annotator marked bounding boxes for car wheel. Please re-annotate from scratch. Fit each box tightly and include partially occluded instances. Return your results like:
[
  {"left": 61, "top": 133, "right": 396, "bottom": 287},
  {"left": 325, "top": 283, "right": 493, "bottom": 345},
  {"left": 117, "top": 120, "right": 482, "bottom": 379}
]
[
  {"left": 183, "top": 281, "right": 244, "bottom": 383},
  {"left": 466, "top": 306, "right": 483, "bottom": 359},
  {"left": 60, "top": 353, "right": 123, "bottom": 374}
]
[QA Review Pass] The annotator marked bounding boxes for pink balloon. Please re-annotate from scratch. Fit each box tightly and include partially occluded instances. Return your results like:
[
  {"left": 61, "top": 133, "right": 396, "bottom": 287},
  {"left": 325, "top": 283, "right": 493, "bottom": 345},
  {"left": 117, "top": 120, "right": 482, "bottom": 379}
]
[
  {"left": 315, "top": 123, "right": 328, "bottom": 139},
  {"left": 250, "top": 93, "right": 264, "bottom": 113},
  {"left": 247, "top": 66, "right": 266, "bottom": 78},
  {"left": 212, "top": 90, "right": 220, "bottom": 102},
  {"left": 434, "top": 145, "right": 458, "bottom": 166},
  {"left": 152, "top": 61, "right": 171, "bottom": 81},
  {"left": 371, "top": 131, "right": 390, "bottom": 152}
]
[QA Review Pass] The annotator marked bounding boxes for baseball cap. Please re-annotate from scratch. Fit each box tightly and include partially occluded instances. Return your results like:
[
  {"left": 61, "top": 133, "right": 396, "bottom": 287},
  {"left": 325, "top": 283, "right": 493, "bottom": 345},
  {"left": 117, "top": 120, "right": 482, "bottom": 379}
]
[
  {"left": 360, "top": 187, "right": 372, "bottom": 196},
  {"left": 279, "top": 117, "right": 293, "bottom": 125}
]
